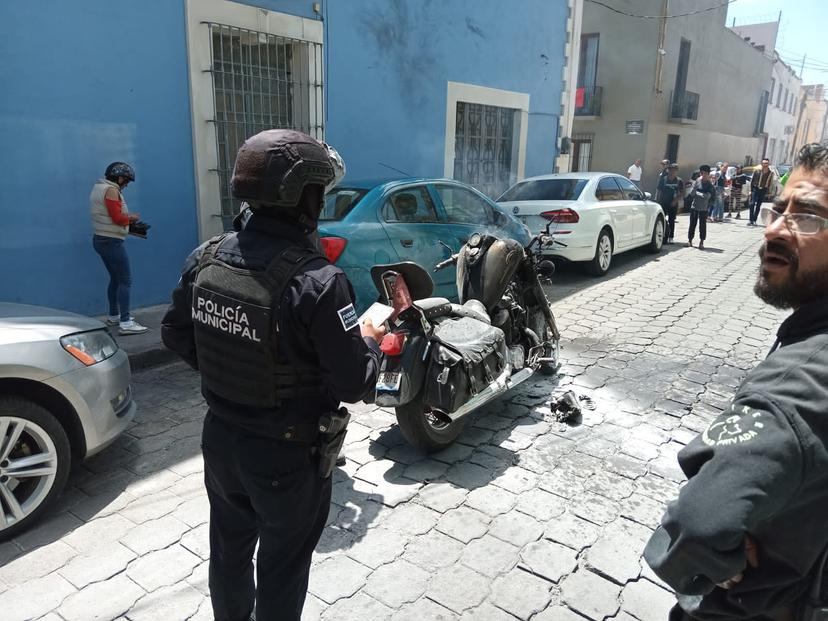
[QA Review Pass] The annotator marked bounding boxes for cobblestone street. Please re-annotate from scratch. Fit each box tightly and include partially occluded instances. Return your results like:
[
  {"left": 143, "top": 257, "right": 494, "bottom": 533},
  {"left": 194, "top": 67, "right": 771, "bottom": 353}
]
[{"left": 0, "top": 217, "right": 788, "bottom": 621}]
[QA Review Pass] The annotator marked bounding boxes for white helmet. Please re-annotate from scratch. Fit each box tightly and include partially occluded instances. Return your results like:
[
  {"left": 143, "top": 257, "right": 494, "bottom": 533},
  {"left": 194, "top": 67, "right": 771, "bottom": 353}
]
[{"left": 323, "top": 143, "right": 346, "bottom": 193}]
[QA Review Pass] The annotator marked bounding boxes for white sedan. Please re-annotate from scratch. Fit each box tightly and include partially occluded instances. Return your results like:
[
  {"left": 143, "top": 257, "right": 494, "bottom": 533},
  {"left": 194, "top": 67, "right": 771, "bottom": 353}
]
[{"left": 497, "top": 172, "right": 665, "bottom": 275}]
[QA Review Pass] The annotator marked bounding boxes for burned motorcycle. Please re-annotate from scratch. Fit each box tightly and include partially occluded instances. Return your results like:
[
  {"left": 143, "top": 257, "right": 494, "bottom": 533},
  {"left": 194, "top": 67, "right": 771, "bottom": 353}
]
[{"left": 370, "top": 229, "right": 564, "bottom": 452}]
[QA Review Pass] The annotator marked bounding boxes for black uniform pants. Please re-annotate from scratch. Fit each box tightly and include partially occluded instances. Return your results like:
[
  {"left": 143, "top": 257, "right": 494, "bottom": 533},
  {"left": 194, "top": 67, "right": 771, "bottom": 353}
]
[
  {"left": 688, "top": 210, "right": 707, "bottom": 242},
  {"left": 202, "top": 412, "right": 331, "bottom": 621},
  {"left": 660, "top": 202, "right": 678, "bottom": 239}
]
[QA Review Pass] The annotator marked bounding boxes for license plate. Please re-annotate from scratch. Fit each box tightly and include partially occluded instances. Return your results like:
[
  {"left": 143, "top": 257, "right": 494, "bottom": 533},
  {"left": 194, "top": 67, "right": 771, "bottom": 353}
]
[{"left": 376, "top": 371, "right": 402, "bottom": 392}]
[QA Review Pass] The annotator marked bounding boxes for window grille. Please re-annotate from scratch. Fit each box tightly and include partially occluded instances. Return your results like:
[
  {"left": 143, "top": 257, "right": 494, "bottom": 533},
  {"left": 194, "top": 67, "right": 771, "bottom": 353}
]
[
  {"left": 454, "top": 102, "right": 518, "bottom": 199},
  {"left": 205, "top": 22, "right": 324, "bottom": 226},
  {"left": 571, "top": 133, "right": 594, "bottom": 172}
]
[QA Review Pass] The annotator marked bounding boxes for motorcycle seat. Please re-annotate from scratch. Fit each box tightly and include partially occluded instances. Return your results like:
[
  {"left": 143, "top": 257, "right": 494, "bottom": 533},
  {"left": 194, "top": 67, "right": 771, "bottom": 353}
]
[
  {"left": 413, "top": 297, "right": 452, "bottom": 320},
  {"left": 449, "top": 299, "right": 491, "bottom": 325}
]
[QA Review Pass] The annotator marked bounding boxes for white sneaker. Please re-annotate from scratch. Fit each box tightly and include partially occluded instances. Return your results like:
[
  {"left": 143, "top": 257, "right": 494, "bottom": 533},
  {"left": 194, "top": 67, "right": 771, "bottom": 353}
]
[
  {"left": 106, "top": 315, "right": 133, "bottom": 326},
  {"left": 119, "top": 320, "right": 148, "bottom": 335}
]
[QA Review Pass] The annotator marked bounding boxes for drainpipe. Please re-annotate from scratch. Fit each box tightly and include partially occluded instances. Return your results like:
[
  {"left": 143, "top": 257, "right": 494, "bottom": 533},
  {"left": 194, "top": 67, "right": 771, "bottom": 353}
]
[{"left": 654, "top": 0, "right": 668, "bottom": 96}]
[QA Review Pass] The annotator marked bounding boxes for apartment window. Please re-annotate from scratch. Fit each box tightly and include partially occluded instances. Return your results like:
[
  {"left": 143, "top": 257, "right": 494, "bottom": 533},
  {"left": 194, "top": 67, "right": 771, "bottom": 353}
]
[
  {"left": 578, "top": 34, "right": 600, "bottom": 90},
  {"left": 571, "top": 133, "right": 594, "bottom": 172},
  {"left": 675, "top": 39, "right": 691, "bottom": 96},
  {"left": 768, "top": 138, "right": 777, "bottom": 161},
  {"left": 777, "top": 86, "right": 782, "bottom": 108},
  {"left": 755, "top": 90, "right": 769, "bottom": 136},
  {"left": 207, "top": 23, "right": 324, "bottom": 222},
  {"left": 576, "top": 34, "right": 601, "bottom": 116},
  {"left": 770, "top": 78, "right": 775, "bottom": 103}
]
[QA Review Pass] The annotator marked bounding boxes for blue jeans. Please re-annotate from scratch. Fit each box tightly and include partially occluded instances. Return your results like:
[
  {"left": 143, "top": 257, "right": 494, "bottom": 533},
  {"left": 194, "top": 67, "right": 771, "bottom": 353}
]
[
  {"left": 93, "top": 235, "right": 131, "bottom": 322},
  {"left": 711, "top": 188, "right": 725, "bottom": 220},
  {"left": 749, "top": 187, "right": 767, "bottom": 224}
]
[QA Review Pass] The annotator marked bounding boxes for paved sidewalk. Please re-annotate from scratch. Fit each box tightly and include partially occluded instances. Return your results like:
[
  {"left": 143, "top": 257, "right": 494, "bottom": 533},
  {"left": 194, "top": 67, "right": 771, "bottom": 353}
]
[
  {"left": 0, "top": 216, "right": 787, "bottom": 620},
  {"left": 100, "top": 304, "right": 176, "bottom": 371}
]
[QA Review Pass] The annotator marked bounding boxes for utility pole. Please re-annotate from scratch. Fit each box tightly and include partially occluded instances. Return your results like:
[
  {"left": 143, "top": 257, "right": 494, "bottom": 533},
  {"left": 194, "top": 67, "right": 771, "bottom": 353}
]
[{"left": 800, "top": 54, "right": 806, "bottom": 78}]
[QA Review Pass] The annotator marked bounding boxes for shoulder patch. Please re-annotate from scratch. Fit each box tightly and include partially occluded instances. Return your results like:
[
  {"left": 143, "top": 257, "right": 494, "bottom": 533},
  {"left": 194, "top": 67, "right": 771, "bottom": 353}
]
[
  {"left": 337, "top": 303, "right": 359, "bottom": 332},
  {"left": 701, "top": 406, "right": 767, "bottom": 447}
]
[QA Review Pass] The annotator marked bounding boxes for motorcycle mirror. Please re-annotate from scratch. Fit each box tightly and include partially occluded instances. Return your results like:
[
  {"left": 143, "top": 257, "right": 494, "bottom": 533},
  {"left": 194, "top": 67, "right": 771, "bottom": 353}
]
[{"left": 538, "top": 260, "right": 556, "bottom": 278}]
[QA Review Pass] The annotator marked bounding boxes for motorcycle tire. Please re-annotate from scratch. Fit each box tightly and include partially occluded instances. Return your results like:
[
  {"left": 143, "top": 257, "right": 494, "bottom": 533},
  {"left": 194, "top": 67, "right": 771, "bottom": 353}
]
[
  {"left": 529, "top": 309, "right": 559, "bottom": 376},
  {"left": 395, "top": 392, "right": 466, "bottom": 453}
]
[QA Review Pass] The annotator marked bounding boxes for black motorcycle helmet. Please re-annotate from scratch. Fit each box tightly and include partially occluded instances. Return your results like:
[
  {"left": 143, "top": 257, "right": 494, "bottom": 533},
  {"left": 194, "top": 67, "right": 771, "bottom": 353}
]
[
  {"left": 105, "top": 162, "right": 136, "bottom": 183},
  {"left": 231, "top": 130, "right": 335, "bottom": 231}
]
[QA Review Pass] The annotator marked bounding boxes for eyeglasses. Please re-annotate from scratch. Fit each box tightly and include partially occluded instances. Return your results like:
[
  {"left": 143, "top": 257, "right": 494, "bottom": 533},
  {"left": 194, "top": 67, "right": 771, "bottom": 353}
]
[{"left": 760, "top": 206, "right": 828, "bottom": 235}]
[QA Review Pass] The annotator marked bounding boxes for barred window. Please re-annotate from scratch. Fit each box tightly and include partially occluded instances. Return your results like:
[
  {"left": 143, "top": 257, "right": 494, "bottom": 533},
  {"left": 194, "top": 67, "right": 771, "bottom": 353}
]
[
  {"left": 453, "top": 102, "right": 518, "bottom": 199},
  {"left": 206, "top": 23, "right": 324, "bottom": 226}
]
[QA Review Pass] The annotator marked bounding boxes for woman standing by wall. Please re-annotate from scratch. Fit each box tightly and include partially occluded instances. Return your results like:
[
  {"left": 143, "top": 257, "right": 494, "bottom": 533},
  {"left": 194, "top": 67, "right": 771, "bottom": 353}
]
[{"left": 90, "top": 162, "right": 147, "bottom": 334}]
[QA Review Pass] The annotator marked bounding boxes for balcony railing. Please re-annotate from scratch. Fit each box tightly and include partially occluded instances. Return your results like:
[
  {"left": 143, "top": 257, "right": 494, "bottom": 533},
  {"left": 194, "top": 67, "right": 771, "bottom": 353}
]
[
  {"left": 574, "top": 86, "right": 603, "bottom": 117},
  {"left": 670, "top": 90, "right": 700, "bottom": 121}
]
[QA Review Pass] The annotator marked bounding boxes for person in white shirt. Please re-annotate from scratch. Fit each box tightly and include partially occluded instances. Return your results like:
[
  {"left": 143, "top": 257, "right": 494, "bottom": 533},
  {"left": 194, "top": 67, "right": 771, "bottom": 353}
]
[{"left": 627, "top": 159, "right": 643, "bottom": 184}]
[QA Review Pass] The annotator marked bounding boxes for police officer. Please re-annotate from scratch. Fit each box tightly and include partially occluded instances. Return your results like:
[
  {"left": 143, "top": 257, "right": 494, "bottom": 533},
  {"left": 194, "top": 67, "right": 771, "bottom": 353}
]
[
  {"left": 644, "top": 142, "right": 828, "bottom": 620},
  {"left": 161, "top": 130, "right": 385, "bottom": 621}
]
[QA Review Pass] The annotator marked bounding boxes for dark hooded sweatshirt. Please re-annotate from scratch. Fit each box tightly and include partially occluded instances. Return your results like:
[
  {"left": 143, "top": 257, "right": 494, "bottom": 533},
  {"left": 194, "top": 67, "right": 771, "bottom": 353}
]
[{"left": 644, "top": 295, "right": 828, "bottom": 619}]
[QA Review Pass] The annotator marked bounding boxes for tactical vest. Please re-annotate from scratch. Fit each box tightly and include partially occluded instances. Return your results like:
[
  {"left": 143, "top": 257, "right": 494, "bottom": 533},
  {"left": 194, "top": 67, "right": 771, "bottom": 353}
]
[{"left": 192, "top": 234, "right": 324, "bottom": 408}]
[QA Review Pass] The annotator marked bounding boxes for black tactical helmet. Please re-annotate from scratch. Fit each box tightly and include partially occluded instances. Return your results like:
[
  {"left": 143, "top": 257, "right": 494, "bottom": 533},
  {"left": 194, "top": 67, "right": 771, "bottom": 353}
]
[
  {"left": 105, "top": 162, "right": 135, "bottom": 183},
  {"left": 231, "top": 130, "right": 335, "bottom": 210}
]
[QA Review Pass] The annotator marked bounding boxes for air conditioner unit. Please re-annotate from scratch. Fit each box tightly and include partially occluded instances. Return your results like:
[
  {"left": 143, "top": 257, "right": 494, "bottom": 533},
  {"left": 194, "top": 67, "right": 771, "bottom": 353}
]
[{"left": 784, "top": 125, "right": 795, "bottom": 135}]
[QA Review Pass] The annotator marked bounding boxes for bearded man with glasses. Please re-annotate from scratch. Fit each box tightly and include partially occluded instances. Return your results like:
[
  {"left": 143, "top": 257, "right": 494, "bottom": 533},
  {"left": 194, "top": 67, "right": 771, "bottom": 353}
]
[{"left": 644, "top": 142, "right": 828, "bottom": 621}]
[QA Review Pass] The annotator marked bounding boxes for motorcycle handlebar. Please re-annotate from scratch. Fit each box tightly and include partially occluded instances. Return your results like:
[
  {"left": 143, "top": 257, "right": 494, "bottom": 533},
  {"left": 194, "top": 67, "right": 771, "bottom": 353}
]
[{"left": 533, "top": 234, "right": 568, "bottom": 249}]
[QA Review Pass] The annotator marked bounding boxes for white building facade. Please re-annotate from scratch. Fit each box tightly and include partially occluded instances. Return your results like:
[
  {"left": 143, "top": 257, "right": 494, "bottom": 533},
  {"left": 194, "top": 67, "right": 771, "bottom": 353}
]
[{"left": 764, "top": 53, "right": 802, "bottom": 165}]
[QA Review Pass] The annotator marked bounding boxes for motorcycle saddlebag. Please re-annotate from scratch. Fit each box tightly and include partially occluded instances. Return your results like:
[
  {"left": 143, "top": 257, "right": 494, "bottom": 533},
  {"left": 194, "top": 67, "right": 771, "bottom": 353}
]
[
  {"left": 375, "top": 331, "right": 429, "bottom": 407},
  {"left": 424, "top": 316, "right": 505, "bottom": 414}
]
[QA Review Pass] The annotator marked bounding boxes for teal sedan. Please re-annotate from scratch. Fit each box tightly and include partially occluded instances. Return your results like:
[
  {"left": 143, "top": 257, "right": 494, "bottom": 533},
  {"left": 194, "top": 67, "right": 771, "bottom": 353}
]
[{"left": 318, "top": 178, "right": 531, "bottom": 312}]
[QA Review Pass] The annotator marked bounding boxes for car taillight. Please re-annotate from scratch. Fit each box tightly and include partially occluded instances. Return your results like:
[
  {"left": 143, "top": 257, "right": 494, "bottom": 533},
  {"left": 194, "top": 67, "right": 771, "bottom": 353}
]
[
  {"left": 540, "top": 208, "right": 580, "bottom": 223},
  {"left": 380, "top": 332, "right": 407, "bottom": 356},
  {"left": 320, "top": 236, "right": 347, "bottom": 263}
]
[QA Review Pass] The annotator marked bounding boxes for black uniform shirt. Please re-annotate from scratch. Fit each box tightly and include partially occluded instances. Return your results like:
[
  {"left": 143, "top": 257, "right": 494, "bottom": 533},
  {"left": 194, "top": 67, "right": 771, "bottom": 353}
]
[
  {"left": 658, "top": 175, "right": 683, "bottom": 207},
  {"left": 161, "top": 213, "right": 381, "bottom": 438},
  {"left": 644, "top": 295, "right": 828, "bottom": 618}
]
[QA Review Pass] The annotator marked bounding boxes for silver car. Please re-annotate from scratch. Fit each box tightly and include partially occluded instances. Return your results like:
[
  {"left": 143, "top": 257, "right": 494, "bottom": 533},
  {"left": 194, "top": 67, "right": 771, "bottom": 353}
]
[{"left": 0, "top": 303, "right": 135, "bottom": 539}]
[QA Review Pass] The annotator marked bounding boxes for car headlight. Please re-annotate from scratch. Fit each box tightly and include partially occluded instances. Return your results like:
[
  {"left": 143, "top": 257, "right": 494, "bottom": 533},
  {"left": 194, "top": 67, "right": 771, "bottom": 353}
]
[{"left": 60, "top": 330, "right": 119, "bottom": 366}]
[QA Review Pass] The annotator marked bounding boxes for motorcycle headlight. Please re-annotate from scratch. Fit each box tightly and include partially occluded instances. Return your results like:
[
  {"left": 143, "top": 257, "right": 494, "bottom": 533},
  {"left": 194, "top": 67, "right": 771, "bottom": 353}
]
[{"left": 60, "top": 330, "right": 119, "bottom": 366}]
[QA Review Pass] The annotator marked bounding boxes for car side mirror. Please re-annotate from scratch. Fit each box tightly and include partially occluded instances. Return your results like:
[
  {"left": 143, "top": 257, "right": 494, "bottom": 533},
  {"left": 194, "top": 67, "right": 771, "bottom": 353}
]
[
  {"left": 643, "top": 191, "right": 652, "bottom": 200},
  {"left": 493, "top": 210, "right": 507, "bottom": 226}
]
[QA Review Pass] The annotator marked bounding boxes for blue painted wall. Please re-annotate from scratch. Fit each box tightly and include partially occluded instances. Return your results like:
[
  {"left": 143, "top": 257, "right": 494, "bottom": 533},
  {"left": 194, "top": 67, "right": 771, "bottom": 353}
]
[
  {"left": 0, "top": 0, "right": 199, "bottom": 315},
  {"left": 324, "top": 0, "right": 568, "bottom": 184},
  {"left": 0, "top": 0, "right": 567, "bottom": 314}
]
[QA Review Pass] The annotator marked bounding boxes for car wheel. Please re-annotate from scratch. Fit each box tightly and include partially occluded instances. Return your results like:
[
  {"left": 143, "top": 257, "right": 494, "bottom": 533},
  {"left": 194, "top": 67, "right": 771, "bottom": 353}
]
[
  {"left": 586, "top": 228, "right": 613, "bottom": 276},
  {"left": 0, "top": 396, "right": 71, "bottom": 541},
  {"left": 649, "top": 216, "right": 665, "bottom": 253}
]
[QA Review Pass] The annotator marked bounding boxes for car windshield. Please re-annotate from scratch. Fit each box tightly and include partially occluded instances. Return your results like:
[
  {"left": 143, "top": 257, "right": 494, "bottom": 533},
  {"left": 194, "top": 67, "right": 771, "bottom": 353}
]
[
  {"left": 320, "top": 188, "right": 368, "bottom": 221},
  {"left": 498, "top": 178, "right": 588, "bottom": 202}
]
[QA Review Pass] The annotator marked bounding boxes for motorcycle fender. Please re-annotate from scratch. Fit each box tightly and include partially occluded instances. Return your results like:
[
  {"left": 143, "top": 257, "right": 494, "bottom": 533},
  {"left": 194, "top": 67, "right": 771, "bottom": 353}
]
[{"left": 375, "top": 333, "right": 429, "bottom": 407}]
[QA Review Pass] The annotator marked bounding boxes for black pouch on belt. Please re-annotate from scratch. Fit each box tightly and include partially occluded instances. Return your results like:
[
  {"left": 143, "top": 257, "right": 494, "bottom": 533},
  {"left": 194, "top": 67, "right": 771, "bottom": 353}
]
[{"left": 317, "top": 407, "right": 351, "bottom": 479}]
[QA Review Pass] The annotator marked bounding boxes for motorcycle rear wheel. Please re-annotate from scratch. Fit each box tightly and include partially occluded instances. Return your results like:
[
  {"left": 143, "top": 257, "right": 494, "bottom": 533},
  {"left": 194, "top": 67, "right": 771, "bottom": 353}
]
[{"left": 395, "top": 393, "right": 466, "bottom": 453}]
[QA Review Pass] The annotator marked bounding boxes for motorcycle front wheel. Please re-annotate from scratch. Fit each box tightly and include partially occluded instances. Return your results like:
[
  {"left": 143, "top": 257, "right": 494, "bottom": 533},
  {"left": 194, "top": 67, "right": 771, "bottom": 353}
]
[
  {"left": 529, "top": 308, "right": 560, "bottom": 376},
  {"left": 395, "top": 393, "right": 466, "bottom": 452}
]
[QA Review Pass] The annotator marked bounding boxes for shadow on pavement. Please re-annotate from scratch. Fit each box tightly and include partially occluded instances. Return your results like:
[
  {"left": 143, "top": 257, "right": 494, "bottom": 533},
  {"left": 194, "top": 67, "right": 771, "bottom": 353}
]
[{"left": 547, "top": 242, "right": 684, "bottom": 305}]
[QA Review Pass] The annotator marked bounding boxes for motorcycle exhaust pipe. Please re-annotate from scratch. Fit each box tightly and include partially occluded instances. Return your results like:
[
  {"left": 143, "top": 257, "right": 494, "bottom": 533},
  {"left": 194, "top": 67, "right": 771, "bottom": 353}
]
[{"left": 441, "top": 341, "right": 535, "bottom": 423}]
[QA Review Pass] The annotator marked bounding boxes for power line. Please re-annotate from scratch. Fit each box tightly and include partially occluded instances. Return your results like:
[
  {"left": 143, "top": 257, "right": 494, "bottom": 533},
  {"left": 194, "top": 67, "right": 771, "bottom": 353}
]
[{"left": 584, "top": 0, "right": 737, "bottom": 19}]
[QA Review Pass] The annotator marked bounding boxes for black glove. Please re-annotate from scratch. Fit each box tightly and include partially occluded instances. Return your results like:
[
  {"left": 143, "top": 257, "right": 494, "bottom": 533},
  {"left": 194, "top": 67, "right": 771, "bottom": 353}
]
[{"left": 128, "top": 220, "right": 151, "bottom": 239}]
